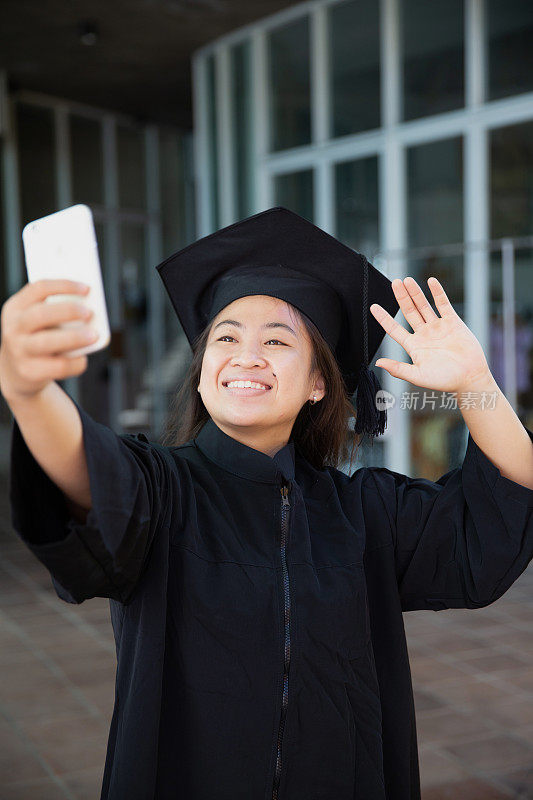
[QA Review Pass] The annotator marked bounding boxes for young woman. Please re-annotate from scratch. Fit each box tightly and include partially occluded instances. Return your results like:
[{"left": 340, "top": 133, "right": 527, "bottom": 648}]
[{"left": 1, "top": 207, "right": 532, "bottom": 800}]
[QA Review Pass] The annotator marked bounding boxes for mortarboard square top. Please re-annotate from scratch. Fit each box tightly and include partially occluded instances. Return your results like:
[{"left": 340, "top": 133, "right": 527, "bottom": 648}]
[{"left": 155, "top": 206, "right": 399, "bottom": 402}]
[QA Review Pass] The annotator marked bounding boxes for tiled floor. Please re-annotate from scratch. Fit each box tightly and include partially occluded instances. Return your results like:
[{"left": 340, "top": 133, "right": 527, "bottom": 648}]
[
  {"left": 404, "top": 588, "right": 533, "bottom": 799},
  {"left": 0, "top": 479, "right": 531, "bottom": 799}
]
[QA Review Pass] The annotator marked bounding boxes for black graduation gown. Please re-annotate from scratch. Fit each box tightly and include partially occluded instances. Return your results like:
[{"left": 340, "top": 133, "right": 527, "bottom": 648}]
[{"left": 8, "top": 397, "right": 533, "bottom": 800}]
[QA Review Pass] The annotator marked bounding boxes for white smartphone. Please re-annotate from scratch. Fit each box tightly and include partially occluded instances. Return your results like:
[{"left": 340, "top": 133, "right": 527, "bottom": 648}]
[{"left": 22, "top": 204, "right": 111, "bottom": 358}]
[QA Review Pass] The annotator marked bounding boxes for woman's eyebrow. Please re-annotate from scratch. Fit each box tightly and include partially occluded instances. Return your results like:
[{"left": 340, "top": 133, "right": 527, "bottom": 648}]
[{"left": 213, "top": 319, "right": 298, "bottom": 338}]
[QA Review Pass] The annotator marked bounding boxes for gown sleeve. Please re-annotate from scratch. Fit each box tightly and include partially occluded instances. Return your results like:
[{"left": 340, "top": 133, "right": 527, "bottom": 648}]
[
  {"left": 365, "top": 424, "right": 533, "bottom": 612},
  {"left": 8, "top": 395, "right": 176, "bottom": 606}
]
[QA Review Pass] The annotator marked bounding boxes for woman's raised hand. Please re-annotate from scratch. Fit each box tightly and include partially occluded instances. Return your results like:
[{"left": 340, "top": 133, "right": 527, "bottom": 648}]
[
  {"left": 370, "top": 276, "right": 491, "bottom": 393},
  {"left": 0, "top": 279, "right": 97, "bottom": 402}
]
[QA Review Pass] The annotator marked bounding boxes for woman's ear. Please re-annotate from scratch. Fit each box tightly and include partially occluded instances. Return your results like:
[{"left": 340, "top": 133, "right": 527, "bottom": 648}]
[{"left": 312, "top": 374, "right": 326, "bottom": 402}]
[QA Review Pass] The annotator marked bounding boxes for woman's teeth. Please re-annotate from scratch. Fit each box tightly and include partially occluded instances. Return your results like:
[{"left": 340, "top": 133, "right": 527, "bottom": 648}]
[{"left": 225, "top": 380, "right": 269, "bottom": 390}]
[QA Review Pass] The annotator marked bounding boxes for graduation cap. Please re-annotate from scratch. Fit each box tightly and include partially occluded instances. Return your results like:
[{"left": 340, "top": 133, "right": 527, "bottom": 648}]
[{"left": 155, "top": 207, "right": 399, "bottom": 438}]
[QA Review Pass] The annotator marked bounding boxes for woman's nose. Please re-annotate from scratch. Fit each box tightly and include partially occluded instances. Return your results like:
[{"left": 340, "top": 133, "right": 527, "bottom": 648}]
[
  {"left": 231, "top": 348, "right": 267, "bottom": 367},
  {"left": 231, "top": 357, "right": 267, "bottom": 367}
]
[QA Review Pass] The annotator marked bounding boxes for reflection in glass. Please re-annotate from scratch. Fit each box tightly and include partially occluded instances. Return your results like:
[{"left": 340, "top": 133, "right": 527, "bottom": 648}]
[
  {"left": 0, "top": 152, "right": 9, "bottom": 426},
  {"left": 159, "top": 130, "right": 195, "bottom": 380},
  {"left": 0, "top": 151, "right": 5, "bottom": 307},
  {"left": 335, "top": 156, "right": 380, "bottom": 472},
  {"left": 206, "top": 54, "right": 220, "bottom": 229},
  {"left": 335, "top": 156, "right": 379, "bottom": 255},
  {"left": 17, "top": 104, "right": 56, "bottom": 227},
  {"left": 407, "top": 136, "right": 465, "bottom": 479},
  {"left": 334, "top": 156, "right": 381, "bottom": 469},
  {"left": 120, "top": 224, "right": 149, "bottom": 421},
  {"left": 407, "top": 138, "right": 463, "bottom": 251},
  {"left": 70, "top": 116, "right": 104, "bottom": 206},
  {"left": 489, "top": 248, "right": 533, "bottom": 428},
  {"left": 489, "top": 121, "right": 533, "bottom": 430},
  {"left": 409, "top": 393, "right": 467, "bottom": 479},
  {"left": 268, "top": 17, "right": 311, "bottom": 151},
  {"left": 117, "top": 124, "right": 146, "bottom": 210},
  {"left": 273, "top": 170, "right": 314, "bottom": 223},
  {"left": 231, "top": 40, "right": 254, "bottom": 219},
  {"left": 79, "top": 222, "right": 112, "bottom": 427},
  {"left": 487, "top": 0, "right": 533, "bottom": 101},
  {"left": 159, "top": 130, "right": 189, "bottom": 260},
  {"left": 401, "top": 0, "right": 464, "bottom": 121},
  {"left": 329, "top": 0, "right": 380, "bottom": 137},
  {"left": 490, "top": 121, "right": 533, "bottom": 239}
]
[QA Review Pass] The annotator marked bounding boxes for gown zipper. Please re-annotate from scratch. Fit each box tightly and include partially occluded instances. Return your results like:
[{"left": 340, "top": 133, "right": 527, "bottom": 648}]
[{"left": 272, "top": 483, "right": 291, "bottom": 800}]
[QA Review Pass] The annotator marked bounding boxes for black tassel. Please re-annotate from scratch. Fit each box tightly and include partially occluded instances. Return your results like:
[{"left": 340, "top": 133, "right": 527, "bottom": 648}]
[{"left": 353, "top": 363, "right": 387, "bottom": 437}]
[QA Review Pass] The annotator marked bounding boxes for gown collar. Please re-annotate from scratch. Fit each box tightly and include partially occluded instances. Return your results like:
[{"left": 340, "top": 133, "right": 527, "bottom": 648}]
[{"left": 194, "top": 417, "right": 295, "bottom": 484}]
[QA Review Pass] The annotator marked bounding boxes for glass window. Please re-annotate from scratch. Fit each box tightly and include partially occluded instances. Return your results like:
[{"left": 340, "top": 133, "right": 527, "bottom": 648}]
[
  {"left": 489, "top": 122, "right": 533, "bottom": 431},
  {"left": 78, "top": 222, "right": 112, "bottom": 427},
  {"left": 0, "top": 143, "right": 5, "bottom": 307},
  {"left": 335, "top": 156, "right": 379, "bottom": 255},
  {"left": 120, "top": 223, "right": 149, "bottom": 421},
  {"left": 490, "top": 121, "right": 533, "bottom": 240},
  {"left": 117, "top": 124, "right": 146, "bottom": 210},
  {"left": 335, "top": 155, "right": 382, "bottom": 469},
  {"left": 159, "top": 129, "right": 187, "bottom": 259},
  {"left": 231, "top": 39, "right": 254, "bottom": 219},
  {"left": 17, "top": 104, "right": 56, "bottom": 227},
  {"left": 70, "top": 115, "right": 104, "bottom": 206},
  {"left": 329, "top": 0, "right": 380, "bottom": 137},
  {"left": 489, "top": 245, "right": 533, "bottom": 431},
  {"left": 406, "top": 137, "right": 465, "bottom": 479},
  {"left": 273, "top": 169, "right": 314, "bottom": 223},
  {"left": 407, "top": 138, "right": 463, "bottom": 254},
  {"left": 0, "top": 146, "right": 10, "bottom": 426},
  {"left": 159, "top": 129, "right": 195, "bottom": 357},
  {"left": 268, "top": 17, "right": 311, "bottom": 152},
  {"left": 487, "top": 0, "right": 533, "bottom": 101},
  {"left": 406, "top": 137, "right": 464, "bottom": 313},
  {"left": 401, "top": 0, "right": 464, "bottom": 121},
  {"left": 206, "top": 54, "right": 220, "bottom": 230}
]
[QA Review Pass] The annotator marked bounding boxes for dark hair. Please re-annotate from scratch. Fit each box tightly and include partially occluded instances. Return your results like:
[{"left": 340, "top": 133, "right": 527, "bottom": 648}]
[{"left": 160, "top": 301, "right": 365, "bottom": 473}]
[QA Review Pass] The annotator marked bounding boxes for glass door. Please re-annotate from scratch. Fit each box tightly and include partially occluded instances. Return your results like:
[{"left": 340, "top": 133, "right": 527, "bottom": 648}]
[{"left": 119, "top": 222, "right": 149, "bottom": 427}]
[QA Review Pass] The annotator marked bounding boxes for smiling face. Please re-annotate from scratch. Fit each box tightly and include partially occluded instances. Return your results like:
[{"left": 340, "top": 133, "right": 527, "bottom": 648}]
[{"left": 198, "top": 294, "right": 325, "bottom": 456}]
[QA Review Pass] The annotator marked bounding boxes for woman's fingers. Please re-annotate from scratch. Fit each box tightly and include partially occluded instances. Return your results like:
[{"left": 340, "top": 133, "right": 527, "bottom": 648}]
[
  {"left": 370, "top": 303, "right": 411, "bottom": 352},
  {"left": 386, "top": 275, "right": 457, "bottom": 334},
  {"left": 391, "top": 278, "right": 426, "bottom": 331},
  {"left": 375, "top": 357, "right": 416, "bottom": 382},
  {"left": 426, "top": 276, "right": 457, "bottom": 319},
  {"left": 22, "top": 299, "right": 92, "bottom": 335},
  {"left": 21, "top": 279, "right": 89, "bottom": 309},
  {"left": 23, "top": 325, "right": 98, "bottom": 357},
  {"left": 402, "top": 276, "right": 439, "bottom": 323},
  {"left": 0, "top": 279, "right": 92, "bottom": 400}
]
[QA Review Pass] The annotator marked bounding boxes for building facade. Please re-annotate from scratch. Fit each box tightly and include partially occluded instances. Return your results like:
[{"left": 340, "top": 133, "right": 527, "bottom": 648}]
[
  {"left": 0, "top": 76, "right": 196, "bottom": 462},
  {"left": 1, "top": 0, "right": 532, "bottom": 479},
  {"left": 193, "top": 0, "right": 533, "bottom": 477}
]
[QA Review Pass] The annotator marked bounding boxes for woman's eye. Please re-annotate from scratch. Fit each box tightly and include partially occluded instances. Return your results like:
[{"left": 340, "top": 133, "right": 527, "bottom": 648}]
[{"left": 217, "top": 336, "right": 286, "bottom": 345}]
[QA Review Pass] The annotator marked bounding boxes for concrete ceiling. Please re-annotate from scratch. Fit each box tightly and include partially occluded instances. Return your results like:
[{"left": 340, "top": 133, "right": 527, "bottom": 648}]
[{"left": 1, "top": 0, "right": 297, "bottom": 129}]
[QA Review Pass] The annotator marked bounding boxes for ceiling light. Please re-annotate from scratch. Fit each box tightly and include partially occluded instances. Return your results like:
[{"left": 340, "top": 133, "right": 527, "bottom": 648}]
[{"left": 78, "top": 21, "right": 99, "bottom": 46}]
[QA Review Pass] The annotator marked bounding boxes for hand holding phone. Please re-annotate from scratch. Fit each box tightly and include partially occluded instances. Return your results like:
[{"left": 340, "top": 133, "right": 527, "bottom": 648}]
[
  {"left": 21, "top": 204, "right": 110, "bottom": 358},
  {"left": 0, "top": 279, "right": 98, "bottom": 402}
]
